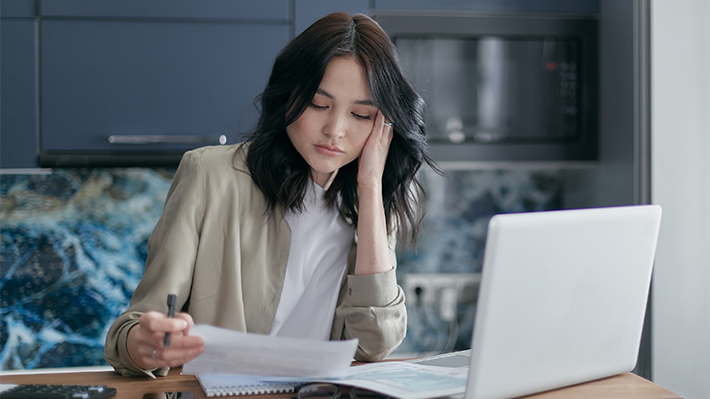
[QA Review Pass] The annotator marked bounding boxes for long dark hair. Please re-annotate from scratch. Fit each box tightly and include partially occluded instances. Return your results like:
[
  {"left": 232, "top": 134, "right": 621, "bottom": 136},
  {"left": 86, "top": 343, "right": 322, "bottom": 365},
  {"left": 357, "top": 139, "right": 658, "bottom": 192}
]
[{"left": 244, "top": 12, "right": 436, "bottom": 247}]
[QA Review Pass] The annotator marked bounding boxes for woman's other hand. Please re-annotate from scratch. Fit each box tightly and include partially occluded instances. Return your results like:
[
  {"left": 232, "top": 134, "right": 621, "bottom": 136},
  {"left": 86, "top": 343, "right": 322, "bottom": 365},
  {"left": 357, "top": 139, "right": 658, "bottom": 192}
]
[
  {"left": 126, "top": 311, "right": 204, "bottom": 370},
  {"left": 358, "top": 111, "right": 393, "bottom": 189},
  {"left": 355, "top": 111, "right": 394, "bottom": 276}
]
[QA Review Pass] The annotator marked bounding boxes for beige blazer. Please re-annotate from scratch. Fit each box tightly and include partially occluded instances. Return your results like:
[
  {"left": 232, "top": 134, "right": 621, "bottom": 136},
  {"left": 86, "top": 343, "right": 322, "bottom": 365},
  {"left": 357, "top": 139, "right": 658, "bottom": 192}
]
[{"left": 104, "top": 144, "right": 407, "bottom": 377}]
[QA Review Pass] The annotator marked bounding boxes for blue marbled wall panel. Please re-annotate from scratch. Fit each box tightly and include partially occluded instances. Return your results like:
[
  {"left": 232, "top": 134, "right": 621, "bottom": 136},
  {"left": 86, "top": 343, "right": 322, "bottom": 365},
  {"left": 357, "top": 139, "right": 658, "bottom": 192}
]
[
  {"left": 0, "top": 166, "right": 561, "bottom": 369},
  {"left": 0, "top": 169, "right": 174, "bottom": 370},
  {"left": 392, "top": 168, "right": 562, "bottom": 356}
]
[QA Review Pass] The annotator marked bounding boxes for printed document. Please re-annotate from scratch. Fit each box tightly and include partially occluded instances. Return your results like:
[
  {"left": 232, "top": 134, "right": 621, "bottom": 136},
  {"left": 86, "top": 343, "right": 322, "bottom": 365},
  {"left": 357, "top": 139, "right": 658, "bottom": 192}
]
[
  {"left": 183, "top": 324, "right": 469, "bottom": 399},
  {"left": 182, "top": 324, "right": 358, "bottom": 378},
  {"left": 325, "top": 362, "right": 468, "bottom": 399}
]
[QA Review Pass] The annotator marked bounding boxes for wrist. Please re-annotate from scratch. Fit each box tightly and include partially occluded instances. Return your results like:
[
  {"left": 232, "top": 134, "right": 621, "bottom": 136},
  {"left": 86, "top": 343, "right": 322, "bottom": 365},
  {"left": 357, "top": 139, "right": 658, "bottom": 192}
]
[
  {"left": 357, "top": 179, "right": 382, "bottom": 194},
  {"left": 126, "top": 323, "right": 145, "bottom": 369}
]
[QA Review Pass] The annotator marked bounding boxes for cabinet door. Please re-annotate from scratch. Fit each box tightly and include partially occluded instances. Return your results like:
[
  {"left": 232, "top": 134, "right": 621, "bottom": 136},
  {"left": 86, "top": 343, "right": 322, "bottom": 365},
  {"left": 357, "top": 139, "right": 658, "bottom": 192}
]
[
  {"left": 40, "top": 20, "right": 289, "bottom": 154},
  {"left": 373, "top": 0, "right": 598, "bottom": 15},
  {"left": 294, "top": 0, "right": 369, "bottom": 36},
  {"left": 39, "top": 0, "right": 288, "bottom": 20},
  {"left": 1, "top": 18, "right": 38, "bottom": 168}
]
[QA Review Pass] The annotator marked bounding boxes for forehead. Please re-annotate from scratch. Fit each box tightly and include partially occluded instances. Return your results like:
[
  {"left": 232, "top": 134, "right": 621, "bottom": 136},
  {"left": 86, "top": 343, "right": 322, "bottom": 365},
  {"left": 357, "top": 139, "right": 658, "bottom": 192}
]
[{"left": 318, "top": 56, "right": 373, "bottom": 101}]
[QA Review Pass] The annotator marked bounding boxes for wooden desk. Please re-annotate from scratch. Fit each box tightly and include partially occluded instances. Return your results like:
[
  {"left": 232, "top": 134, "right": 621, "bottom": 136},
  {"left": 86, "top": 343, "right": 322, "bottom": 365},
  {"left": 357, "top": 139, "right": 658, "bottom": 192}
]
[{"left": 0, "top": 368, "right": 682, "bottom": 399}]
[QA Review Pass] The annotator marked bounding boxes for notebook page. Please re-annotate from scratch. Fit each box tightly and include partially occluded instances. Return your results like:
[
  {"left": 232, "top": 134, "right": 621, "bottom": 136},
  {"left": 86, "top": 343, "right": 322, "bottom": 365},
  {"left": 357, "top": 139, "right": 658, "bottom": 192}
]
[{"left": 196, "top": 374, "right": 304, "bottom": 397}]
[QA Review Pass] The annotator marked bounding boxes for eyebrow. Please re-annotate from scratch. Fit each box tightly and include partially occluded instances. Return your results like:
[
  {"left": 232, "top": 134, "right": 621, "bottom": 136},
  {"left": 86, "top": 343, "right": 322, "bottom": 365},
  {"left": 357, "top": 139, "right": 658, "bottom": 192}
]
[{"left": 316, "top": 88, "right": 377, "bottom": 107}]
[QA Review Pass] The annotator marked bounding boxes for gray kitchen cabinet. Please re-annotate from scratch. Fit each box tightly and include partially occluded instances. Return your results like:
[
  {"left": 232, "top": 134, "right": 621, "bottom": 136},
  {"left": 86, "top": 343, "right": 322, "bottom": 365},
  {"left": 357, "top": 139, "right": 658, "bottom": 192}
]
[
  {"left": 37, "top": 0, "right": 290, "bottom": 166},
  {"left": 293, "top": 0, "right": 370, "bottom": 36},
  {"left": 3, "top": 0, "right": 602, "bottom": 168},
  {"left": 372, "top": 0, "right": 598, "bottom": 15},
  {"left": 0, "top": 1, "right": 38, "bottom": 169}
]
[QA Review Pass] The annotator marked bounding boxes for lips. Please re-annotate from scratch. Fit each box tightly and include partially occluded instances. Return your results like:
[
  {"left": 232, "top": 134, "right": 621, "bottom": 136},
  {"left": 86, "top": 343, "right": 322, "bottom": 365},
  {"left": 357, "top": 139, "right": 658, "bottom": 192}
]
[{"left": 315, "top": 144, "right": 344, "bottom": 157}]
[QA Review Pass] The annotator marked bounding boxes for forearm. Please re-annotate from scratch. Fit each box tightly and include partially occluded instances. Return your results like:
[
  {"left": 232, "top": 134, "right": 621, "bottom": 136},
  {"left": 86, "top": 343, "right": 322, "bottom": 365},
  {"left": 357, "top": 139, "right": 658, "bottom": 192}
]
[
  {"left": 332, "top": 269, "right": 407, "bottom": 361},
  {"left": 355, "top": 182, "right": 394, "bottom": 275}
]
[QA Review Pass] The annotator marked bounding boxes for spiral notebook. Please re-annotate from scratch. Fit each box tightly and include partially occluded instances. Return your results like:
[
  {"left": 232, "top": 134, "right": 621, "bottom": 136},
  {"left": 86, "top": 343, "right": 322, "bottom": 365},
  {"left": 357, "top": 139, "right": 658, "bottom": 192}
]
[{"left": 196, "top": 374, "right": 304, "bottom": 396}]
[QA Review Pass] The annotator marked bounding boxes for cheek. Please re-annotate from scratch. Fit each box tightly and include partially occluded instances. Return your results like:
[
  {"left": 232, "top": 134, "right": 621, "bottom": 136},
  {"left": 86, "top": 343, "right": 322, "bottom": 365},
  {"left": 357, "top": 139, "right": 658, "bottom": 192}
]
[
  {"left": 350, "top": 126, "right": 373, "bottom": 154},
  {"left": 293, "top": 115, "right": 312, "bottom": 133},
  {"left": 288, "top": 112, "right": 318, "bottom": 142}
]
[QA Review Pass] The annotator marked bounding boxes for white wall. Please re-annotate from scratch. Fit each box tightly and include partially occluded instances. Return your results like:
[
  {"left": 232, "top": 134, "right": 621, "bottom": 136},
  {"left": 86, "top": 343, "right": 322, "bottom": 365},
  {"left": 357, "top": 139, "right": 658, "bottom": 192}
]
[{"left": 651, "top": 0, "right": 710, "bottom": 397}]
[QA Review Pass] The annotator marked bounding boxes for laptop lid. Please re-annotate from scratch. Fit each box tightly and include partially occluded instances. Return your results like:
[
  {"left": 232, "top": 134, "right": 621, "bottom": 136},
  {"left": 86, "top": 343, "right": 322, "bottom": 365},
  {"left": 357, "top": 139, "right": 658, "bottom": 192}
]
[{"left": 466, "top": 205, "right": 662, "bottom": 399}]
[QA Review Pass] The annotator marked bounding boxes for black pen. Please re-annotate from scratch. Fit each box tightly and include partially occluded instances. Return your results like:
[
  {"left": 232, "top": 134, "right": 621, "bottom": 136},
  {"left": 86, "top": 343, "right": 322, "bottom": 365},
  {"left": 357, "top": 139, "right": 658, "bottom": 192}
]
[{"left": 164, "top": 293, "right": 177, "bottom": 349}]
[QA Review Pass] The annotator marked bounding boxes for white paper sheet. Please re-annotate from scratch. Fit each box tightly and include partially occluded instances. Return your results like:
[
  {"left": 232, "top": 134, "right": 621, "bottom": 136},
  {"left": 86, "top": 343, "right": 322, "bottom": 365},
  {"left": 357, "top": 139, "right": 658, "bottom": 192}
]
[
  {"left": 335, "top": 362, "right": 468, "bottom": 399},
  {"left": 181, "top": 324, "right": 358, "bottom": 378},
  {"left": 192, "top": 362, "right": 469, "bottom": 399}
]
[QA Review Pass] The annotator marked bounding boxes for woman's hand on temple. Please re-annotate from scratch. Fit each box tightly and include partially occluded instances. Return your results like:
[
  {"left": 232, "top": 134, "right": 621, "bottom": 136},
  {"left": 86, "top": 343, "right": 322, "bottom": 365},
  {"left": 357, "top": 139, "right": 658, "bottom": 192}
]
[
  {"left": 126, "top": 311, "right": 204, "bottom": 370},
  {"left": 354, "top": 111, "right": 395, "bottom": 276},
  {"left": 358, "top": 111, "right": 393, "bottom": 189}
]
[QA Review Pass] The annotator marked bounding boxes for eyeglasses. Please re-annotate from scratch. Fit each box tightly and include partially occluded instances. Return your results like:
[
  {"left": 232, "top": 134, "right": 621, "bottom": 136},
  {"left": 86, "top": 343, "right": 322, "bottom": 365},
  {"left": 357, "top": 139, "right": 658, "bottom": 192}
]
[{"left": 295, "top": 383, "right": 391, "bottom": 399}]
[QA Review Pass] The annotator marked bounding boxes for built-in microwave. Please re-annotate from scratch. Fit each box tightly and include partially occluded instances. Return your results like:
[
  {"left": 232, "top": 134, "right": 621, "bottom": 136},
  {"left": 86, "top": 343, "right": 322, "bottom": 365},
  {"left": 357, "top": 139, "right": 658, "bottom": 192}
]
[{"left": 374, "top": 13, "right": 598, "bottom": 164}]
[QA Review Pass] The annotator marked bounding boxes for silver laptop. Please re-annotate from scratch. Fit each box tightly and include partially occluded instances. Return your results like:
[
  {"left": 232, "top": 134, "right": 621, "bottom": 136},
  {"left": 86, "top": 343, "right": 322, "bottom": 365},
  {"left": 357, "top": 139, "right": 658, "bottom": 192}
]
[{"left": 409, "top": 205, "right": 662, "bottom": 399}]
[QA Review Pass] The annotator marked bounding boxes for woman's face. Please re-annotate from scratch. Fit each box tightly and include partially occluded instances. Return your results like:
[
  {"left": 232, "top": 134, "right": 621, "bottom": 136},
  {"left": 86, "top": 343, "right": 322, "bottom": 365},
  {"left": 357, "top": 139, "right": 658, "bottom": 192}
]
[{"left": 287, "top": 56, "right": 379, "bottom": 187}]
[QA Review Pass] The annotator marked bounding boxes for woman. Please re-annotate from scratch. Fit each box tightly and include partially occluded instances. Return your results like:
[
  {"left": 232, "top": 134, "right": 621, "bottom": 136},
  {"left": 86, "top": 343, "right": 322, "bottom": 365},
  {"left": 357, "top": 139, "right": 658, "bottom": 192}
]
[{"left": 105, "top": 12, "right": 435, "bottom": 378}]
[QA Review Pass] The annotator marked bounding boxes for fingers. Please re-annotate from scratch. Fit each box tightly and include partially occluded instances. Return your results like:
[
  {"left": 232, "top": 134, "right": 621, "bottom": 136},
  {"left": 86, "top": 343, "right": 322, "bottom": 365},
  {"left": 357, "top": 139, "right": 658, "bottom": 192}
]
[
  {"left": 128, "top": 311, "right": 205, "bottom": 369},
  {"left": 375, "top": 112, "right": 394, "bottom": 147},
  {"left": 169, "top": 312, "right": 196, "bottom": 337},
  {"left": 175, "top": 311, "right": 195, "bottom": 326},
  {"left": 364, "top": 111, "right": 393, "bottom": 149},
  {"left": 366, "top": 112, "right": 393, "bottom": 158},
  {"left": 377, "top": 111, "right": 393, "bottom": 133},
  {"left": 141, "top": 311, "right": 189, "bottom": 335},
  {"left": 141, "top": 335, "right": 205, "bottom": 368},
  {"left": 358, "top": 111, "right": 393, "bottom": 187}
]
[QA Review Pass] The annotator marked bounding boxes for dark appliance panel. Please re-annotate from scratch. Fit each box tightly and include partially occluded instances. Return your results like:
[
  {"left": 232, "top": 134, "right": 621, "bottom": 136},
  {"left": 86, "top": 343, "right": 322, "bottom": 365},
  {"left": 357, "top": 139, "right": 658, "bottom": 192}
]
[{"left": 375, "top": 13, "right": 598, "bottom": 164}]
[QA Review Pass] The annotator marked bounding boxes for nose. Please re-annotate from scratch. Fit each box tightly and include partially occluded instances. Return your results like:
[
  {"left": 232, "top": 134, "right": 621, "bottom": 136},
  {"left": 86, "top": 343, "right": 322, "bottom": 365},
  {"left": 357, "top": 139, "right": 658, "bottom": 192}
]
[{"left": 324, "top": 112, "right": 347, "bottom": 139}]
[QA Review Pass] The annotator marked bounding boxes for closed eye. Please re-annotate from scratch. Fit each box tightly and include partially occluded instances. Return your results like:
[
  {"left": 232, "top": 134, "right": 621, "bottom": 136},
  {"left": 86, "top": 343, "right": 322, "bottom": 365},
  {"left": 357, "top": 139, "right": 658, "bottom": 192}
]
[
  {"left": 352, "top": 112, "right": 371, "bottom": 120},
  {"left": 309, "top": 102, "right": 328, "bottom": 110}
]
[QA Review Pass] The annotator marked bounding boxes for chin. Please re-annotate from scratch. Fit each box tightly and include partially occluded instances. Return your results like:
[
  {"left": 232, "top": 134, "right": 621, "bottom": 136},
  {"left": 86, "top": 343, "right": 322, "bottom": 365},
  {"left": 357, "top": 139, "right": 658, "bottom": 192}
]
[{"left": 310, "top": 160, "right": 340, "bottom": 174}]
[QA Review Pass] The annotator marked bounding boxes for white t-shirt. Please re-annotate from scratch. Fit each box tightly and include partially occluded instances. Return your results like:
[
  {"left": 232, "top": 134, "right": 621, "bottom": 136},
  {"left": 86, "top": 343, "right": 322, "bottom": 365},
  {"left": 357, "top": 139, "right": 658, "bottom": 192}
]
[{"left": 269, "top": 181, "right": 354, "bottom": 340}]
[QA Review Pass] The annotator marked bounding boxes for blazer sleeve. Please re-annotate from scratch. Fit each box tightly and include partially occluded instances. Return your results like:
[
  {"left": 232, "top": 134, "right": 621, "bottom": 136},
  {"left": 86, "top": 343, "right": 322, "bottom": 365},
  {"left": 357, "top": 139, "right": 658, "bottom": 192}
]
[
  {"left": 331, "top": 240, "right": 407, "bottom": 361},
  {"left": 104, "top": 150, "right": 206, "bottom": 377}
]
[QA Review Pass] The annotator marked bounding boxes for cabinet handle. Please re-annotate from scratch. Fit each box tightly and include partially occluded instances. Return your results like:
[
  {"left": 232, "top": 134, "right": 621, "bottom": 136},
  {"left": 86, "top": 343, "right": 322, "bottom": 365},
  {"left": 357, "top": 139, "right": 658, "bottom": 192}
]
[{"left": 108, "top": 134, "right": 228, "bottom": 145}]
